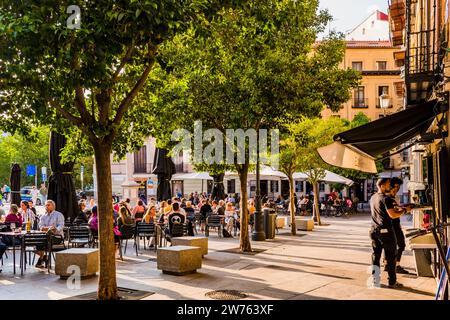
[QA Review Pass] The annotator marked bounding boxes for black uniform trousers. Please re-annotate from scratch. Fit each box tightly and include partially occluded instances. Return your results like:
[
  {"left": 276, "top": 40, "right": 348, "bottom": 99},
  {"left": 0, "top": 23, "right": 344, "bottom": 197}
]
[
  {"left": 370, "top": 227, "right": 397, "bottom": 285},
  {"left": 392, "top": 218, "right": 405, "bottom": 263}
]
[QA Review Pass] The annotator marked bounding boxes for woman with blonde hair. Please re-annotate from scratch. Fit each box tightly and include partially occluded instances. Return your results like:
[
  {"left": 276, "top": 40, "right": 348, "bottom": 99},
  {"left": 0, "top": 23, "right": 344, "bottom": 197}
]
[
  {"left": 158, "top": 201, "right": 168, "bottom": 223},
  {"left": 143, "top": 205, "right": 157, "bottom": 224},
  {"left": 117, "top": 206, "right": 134, "bottom": 229}
]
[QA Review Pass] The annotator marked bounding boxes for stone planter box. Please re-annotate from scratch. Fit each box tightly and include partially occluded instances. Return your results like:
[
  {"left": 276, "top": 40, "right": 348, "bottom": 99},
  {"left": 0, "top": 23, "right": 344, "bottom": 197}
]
[
  {"left": 294, "top": 218, "right": 314, "bottom": 231},
  {"left": 157, "top": 245, "right": 202, "bottom": 275},
  {"left": 171, "top": 236, "right": 208, "bottom": 256},
  {"left": 55, "top": 248, "right": 99, "bottom": 279}
]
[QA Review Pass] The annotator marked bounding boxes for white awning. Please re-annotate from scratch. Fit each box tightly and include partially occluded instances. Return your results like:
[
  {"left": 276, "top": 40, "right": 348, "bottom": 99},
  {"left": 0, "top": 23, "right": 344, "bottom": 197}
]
[
  {"left": 293, "top": 170, "right": 354, "bottom": 186},
  {"left": 258, "top": 166, "right": 288, "bottom": 178},
  {"left": 317, "top": 141, "right": 377, "bottom": 173},
  {"left": 171, "top": 172, "right": 213, "bottom": 180},
  {"left": 121, "top": 180, "right": 141, "bottom": 188},
  {"left": 225, "top": 166, "right": 288, "bottom": 179}
]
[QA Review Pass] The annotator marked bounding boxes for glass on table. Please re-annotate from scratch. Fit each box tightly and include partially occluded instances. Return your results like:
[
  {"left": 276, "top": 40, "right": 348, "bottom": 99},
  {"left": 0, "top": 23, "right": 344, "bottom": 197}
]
[{"left": 10, "top": 222, "right": 16, "bottom": 233}]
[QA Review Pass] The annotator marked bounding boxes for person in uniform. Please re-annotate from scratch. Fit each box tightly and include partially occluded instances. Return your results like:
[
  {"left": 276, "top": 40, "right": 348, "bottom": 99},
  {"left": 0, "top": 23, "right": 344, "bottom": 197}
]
[
  {"left": 369, "top": 178, "right": 410, "bottom": 288},
  {"left": 386, "top": 177, "right": 410, "bottom": 274}
]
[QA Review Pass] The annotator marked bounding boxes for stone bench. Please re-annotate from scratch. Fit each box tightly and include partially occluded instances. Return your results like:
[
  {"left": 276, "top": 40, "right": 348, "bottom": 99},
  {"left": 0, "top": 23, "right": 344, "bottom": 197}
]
[
  {"left": 171, "top": 236, "right": 208, "bottom": 256},
  {"left": 157, "top": 245, "right": 202, "bottom": 275},
  {"left": 409, "top": 243, "right": 437, "bottom": 277},
  {"left": 55, "top": 248, "right": 99, "bottom": 279},
  {"left": 295, "top": 218, "right": 314, "bottom": 231},
  {"left": 276, "top": 217, "right": 286, "bottom": 229}
]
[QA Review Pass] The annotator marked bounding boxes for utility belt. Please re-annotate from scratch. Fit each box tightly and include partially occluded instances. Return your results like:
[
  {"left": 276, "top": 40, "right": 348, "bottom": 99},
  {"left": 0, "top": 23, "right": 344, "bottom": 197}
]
[{"left": 370, "top": 226, "right": 393, "bottom": 235}]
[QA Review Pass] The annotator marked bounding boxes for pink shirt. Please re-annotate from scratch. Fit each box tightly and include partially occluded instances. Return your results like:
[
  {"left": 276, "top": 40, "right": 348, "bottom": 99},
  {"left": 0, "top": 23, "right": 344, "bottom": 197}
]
[{"left": 5, "top": 213, "right": 22, "bottom": 227}]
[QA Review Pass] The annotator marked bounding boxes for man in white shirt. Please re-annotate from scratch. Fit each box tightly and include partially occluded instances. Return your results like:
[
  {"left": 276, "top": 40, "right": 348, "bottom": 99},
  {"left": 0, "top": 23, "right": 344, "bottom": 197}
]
[{"left": 35, "top": 200, "right": 65, "bottom": 268}]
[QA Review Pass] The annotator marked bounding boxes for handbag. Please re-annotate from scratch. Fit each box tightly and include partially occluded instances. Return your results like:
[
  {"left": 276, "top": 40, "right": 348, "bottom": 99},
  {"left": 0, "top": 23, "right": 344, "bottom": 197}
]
[{"left": 113, "top": 226, "right": 122, "bottom": 236}]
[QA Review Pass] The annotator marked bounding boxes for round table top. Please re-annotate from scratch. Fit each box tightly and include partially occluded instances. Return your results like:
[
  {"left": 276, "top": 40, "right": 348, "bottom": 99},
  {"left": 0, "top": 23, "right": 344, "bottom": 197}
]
[{"left": 0, "top": 230, "right": 46, "bottom": 236}]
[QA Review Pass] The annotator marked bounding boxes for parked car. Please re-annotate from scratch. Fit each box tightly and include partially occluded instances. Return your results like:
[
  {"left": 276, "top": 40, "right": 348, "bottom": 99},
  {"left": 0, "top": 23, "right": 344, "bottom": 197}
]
[{"left": 20, "top": 186, "right": 42, "bottom": 205}]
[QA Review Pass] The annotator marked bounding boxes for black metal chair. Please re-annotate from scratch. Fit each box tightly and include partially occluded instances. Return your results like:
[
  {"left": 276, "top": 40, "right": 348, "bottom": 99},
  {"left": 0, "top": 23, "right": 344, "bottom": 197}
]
[
  {"left": 164, "top": 222, "right": 186, "bottom": 245},
  {"left": 194, "top": 212, "right": 204, "bottom": 234},
  {"left": 48, "top": 234, "right": 67, "bottom": 269},
  {"left": 90, "top": 231, "right": 99, "bottom": 248},
  {"left": 119, "top": 224, "right": 137, "bottom": 260},
  {"left": 68, "top": 226, "right": 91, "bottom": 248},
  {"left": 20, "top": 233, "right": 49, "bottom": 275},
  {"left": 233, "top": 215, "right": 240, "bottom": 236},
  {"left": 205, "top": 215, "right": 223, "bottom": 237},
  {"left": 136, "top": 222, "right": 157, "bottom": 252}
]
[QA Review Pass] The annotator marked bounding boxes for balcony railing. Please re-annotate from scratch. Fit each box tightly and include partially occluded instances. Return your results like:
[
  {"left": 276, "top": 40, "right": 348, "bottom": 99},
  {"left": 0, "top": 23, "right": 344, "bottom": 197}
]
[{"left": 352, "top": 98, "right": 369, "bottom": 108}]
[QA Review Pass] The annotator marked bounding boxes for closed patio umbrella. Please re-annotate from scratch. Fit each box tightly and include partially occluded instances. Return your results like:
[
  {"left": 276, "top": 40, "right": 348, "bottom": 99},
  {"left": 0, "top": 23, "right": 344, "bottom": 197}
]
[
  {"left": 47, "top": 132, "right": 78, "bottom": 221},
  {"left": 152, "top": 148, "right": 176, "bottom": 201},
  {"left": 10, "top": 163, "right": 21, "bottom": 206},
  {"left": 211, "top": 173, "right": 226, "bottom": 200}
]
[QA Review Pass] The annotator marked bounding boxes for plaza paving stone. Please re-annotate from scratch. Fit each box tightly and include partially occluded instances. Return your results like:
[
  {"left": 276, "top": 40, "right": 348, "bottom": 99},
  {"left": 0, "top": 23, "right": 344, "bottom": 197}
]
[{"left": 0, "top": 212, "right": 437, "bottom": 300}]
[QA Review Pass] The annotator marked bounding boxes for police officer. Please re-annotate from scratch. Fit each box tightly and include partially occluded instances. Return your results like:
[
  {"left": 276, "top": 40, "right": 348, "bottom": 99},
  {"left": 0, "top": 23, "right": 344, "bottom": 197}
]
[
  {"left": 386, "top": 177, "right": 410, "bottom": 274},
  {"left": 369, "top": 178, "right": 408, "bottom": 288}
]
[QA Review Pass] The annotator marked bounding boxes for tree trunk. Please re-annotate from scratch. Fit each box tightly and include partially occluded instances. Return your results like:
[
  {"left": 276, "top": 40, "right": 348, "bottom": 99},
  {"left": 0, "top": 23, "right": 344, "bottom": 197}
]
[
  {"left": 94, "top": 142, "right": 118, "bottom": 300},
  {"left": 237, "top": 165, "right": 252, "bottom": 252},
  {"left": 312, "top": 181, "right": 321, "bottom": 226},
  {"left": 288, "top": 176, "right": 296, "bottom": 235}
]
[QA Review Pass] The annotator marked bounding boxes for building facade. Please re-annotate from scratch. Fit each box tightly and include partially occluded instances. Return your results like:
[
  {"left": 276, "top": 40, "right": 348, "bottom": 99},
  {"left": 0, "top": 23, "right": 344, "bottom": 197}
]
[
  {"left": 345, "top": 10, "right": 391, "bottom": 41},
  {"left": 322, "top": 11, "right": 410, "bottom": 202},
  {"left": 321, "top": 40, "right": 404, "bottom": 121}
]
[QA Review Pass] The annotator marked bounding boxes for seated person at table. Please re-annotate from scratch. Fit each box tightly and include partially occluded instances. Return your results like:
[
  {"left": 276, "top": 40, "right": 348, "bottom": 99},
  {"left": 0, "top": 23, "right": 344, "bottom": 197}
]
[
  {"left": 183, "top": 201, "right": 195, "bottom": 222},
  {"left": 35, "top": 200, "right": 65, "bottom": 268},
  {"left": 211, "top": 201, "right": 219, "bottom": 215},
  {"left": 1, "top": 204, "right": 22, "bottom": 247},
  {"left": 88, "top": 206, "right": 98, "bottom": 232},
  {"left": 20, "top": 200, "right": 36, "bottom": 230},
  {"left": 118, "top": 206, "right": 134, "bottom": 229},
  {"left": 200, "top": 199, "right": 212, "bottom": 220},
  {"left": 5, "top": 204, "right": 22, "bottom": 229},
  {"left": 165, "top": 203, "right": 188, "bottom": 239},
  {"left": 218, "top": 200, "right": 226, "bottom": 213},
  {"left": 74, "top": 200, "right": 89, "bottom": 225},
  {"left": 132, "top": 200, "right": 146, "bottom": 223},
  {"left": 143, "top": 205, "right": 157, "bottom": 224},
  {"left": 224, "top": 202, "right": 235, "bottom": 234},
  {"left": 141, "top": 205, "right": 157, "bottom": 247},
  {"left": 212, "top": 200, "right": 225, "bottom": 216}
]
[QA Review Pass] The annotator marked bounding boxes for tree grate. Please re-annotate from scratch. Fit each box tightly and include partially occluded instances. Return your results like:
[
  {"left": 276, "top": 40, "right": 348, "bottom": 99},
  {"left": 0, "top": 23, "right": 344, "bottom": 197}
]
[
  {"left": 217, "top": 248, "right": 266, "bottom": 255},
  {"left": 205, "top": 290, "right": 248, "bottom": 300},
  {"left": 64, "top": 287, "right": 154, "bottom": 300}
]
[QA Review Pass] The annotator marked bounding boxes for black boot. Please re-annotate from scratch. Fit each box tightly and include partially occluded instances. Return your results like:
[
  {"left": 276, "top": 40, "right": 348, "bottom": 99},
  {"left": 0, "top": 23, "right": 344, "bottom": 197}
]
[
  {"left": 35, "top": 257, "right": 44, "bottom": 268},
  {"left": 43, "top": 255, "right": 49, "bottom": 268}
]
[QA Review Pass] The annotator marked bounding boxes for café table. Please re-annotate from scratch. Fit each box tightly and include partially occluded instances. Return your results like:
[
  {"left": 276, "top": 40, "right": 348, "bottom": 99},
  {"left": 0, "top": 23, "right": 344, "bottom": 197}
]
[{"left": 0, "top": 230, "right": 46, "bottom": 274}]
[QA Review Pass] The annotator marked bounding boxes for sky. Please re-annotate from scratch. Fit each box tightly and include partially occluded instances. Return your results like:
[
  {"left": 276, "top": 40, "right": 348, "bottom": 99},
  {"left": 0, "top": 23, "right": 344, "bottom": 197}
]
[{"left": 319, "top": 0, "right": 389, "bottom": 35}]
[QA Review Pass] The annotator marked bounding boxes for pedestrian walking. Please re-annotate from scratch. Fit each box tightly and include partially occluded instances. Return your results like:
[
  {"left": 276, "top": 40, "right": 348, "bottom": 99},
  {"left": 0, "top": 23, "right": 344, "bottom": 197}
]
[
  {"left": 369, "top": 178, "right": 410, "bottom": 288},
  {"left": 31, "top": 186, "right": 39, "bottom": 206}
]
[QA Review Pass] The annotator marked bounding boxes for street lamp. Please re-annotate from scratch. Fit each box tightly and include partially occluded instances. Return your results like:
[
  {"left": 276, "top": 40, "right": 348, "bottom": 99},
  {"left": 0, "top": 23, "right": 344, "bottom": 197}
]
[
  {"left": 252, "top": 129, "right": 265, "bottom": 241},
  {"left": 379, "top": 93, "right": 390, "bottom": 117}
]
